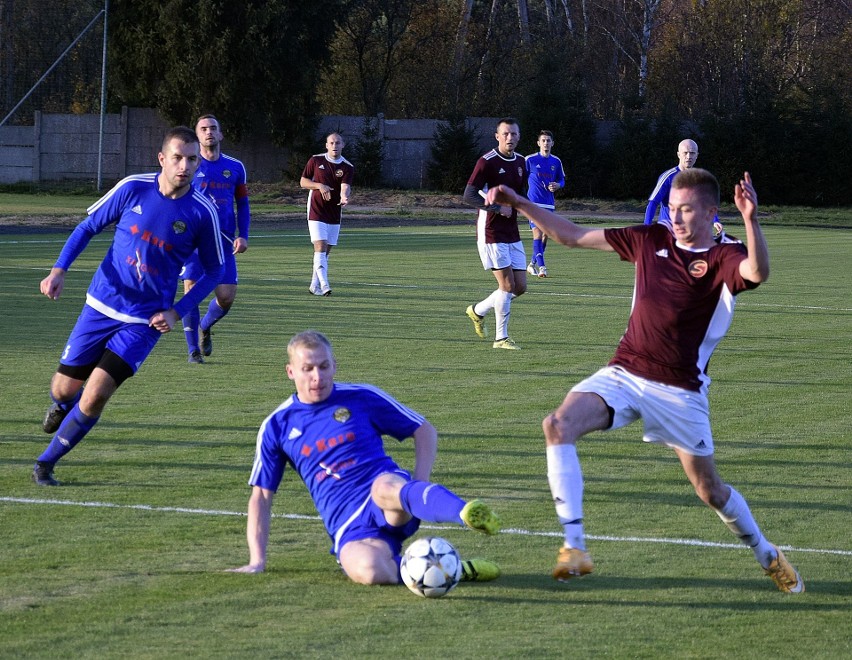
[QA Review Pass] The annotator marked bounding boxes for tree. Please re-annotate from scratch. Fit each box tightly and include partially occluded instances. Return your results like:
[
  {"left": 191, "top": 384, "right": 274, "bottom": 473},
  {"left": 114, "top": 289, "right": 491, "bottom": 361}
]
[
  {"left": 107, "top": 0, "right": 343, "bottom": 145},
  {"left": 426, "top": 115, "right": 482, "bottom": 192}
]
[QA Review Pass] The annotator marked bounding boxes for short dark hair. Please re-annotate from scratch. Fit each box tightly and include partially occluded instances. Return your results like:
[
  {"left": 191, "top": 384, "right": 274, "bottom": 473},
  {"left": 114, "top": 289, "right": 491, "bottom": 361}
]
[
  {"left": 538, "top": 130, "right": 553, "bottom": 139},
  {"left": 672, "top": 168, "right": 720, "bottom": 207},
  {"left": 196, "top": 114, "right": 219, "bottom": 126},
  {"left": 496, "top": 117, "right": 519, "bottom": 131},
  {"left": 161, "top": 126, "right": 198, "bottom": 151}
]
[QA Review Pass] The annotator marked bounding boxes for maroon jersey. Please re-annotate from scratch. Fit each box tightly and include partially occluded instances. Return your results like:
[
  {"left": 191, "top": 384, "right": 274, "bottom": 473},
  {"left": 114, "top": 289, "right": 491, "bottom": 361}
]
[
  {"left": 467, "top": 149, "right": 527, "bottom": 243},
  {"left": 604, "top": 224, "right": 758, "bottom": 393},
  {"left": 302, "top": 154, "right": 355, "bottom": 224}
]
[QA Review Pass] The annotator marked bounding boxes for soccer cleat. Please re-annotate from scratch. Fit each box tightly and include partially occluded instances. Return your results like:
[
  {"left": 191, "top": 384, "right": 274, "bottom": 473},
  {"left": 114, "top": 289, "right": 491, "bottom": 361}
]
[
  {"left": 460, "top": 558, "right": 501, "bottom": 582},
  {"left": 200, "top": 328, "right": 213, "bottom": 356},
  {"left": 527, "top": 262, "right": 538, "bottom": 276},
  {"left": 465, "top": 305, "right": 487, "bottom": 339},
  {"left": 42, "top": 402, "right": 69, "bottom": 434},
  {"left": 309, "top": 283, "right": 319, "bottom": 295},
  {"left": 552, "top": 546, "right": 594, "bottom": 581},
  {"left": 320, "top": 285, "right": 332, "bottom": 296},
  {"left": 32, "top": 461, "right": 59, "bottom": 486},
  {"left": 537, "top": 265, "right": 548, "bottom": 278},
  {"left": 764, "top": 545, "right": 804, "bottom": 593},
  {"left": 188, "top": 350, "right": 204, "bottom": 364},
  {"left": 493, "top": 337, "right": 520, "bottom": 350},
  {"left": 460, "top": 499, "right": 501, "bottom": 535}
]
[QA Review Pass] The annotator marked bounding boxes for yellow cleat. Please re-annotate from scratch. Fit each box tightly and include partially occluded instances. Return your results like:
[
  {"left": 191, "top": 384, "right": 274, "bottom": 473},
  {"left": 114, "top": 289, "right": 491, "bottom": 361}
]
[
  {"left": 493, "top": 337, "right": 520, "bottom": 350},
  {"left": 460, "top": 558, "right": 501, "bottom": 582},
  {"left": 460, "top": 500, "right": 501, "bottom": 535},
  {"left": 764, "top": 545, "right": 804, "bottom": 593},
  {"left": 465, "top": 305, "right": 487, "bottom": 339},
  {"left": 552, "top": 546, "right": 594, "bottom": 581}
]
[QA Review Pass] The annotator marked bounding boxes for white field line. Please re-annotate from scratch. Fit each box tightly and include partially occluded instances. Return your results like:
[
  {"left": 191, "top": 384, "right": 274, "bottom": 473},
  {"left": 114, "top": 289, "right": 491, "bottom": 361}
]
[{"left": 2, "top": 496, "right": 849, "bottom": 557}]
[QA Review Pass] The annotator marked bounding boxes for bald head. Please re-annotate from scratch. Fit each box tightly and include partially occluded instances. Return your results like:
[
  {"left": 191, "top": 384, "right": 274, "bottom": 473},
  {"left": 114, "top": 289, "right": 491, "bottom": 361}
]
[{"left": 677, "top": 140, "right": 699, "bottom": 169}]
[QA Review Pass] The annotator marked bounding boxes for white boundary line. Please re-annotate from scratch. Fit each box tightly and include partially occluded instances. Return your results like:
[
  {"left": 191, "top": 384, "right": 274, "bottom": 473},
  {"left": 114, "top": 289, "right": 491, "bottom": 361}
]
[{"left": 2, "top": 496, "right": 849, "bottom": 557}]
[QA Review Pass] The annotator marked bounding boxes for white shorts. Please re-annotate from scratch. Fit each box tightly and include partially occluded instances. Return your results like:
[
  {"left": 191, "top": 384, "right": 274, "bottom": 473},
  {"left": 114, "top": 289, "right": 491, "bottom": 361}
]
[
  {"left": 571, "top": 365, "right": 714, "bottom": 456},
  {"left": 477, "top": 240, "right": 527, "bottom": 271},
  {"left": 308, "top": 220, "right": 340, "bottom": 245}
]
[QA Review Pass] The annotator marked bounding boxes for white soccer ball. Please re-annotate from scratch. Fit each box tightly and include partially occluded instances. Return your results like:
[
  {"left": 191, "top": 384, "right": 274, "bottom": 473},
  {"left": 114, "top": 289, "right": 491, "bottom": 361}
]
[{"left": 400, "top": 536, "right": 462, "bottom": 598}]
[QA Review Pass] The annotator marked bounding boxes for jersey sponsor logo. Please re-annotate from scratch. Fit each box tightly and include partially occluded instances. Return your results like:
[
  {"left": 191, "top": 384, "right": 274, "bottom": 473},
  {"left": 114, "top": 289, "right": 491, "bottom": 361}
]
[
  {"left": 688, "top": 260, "right": 709, "bottom": 278},
  {"left": 656, "top": 249, "right": 669, "bottom": 258},
  {"left": 299, "top": 431, "right": 356, "bottom": 457},
  {"left": 129, "top": 223, "right": 174, "bottom": 252},
  {"left": 315, "top": 458, "right": 356, "bottom": 483},
  {"left": 172, "top": 220, "right": 187, "bottom": 234},
  {"left": 333, "top": 407, "right": 351, "bottom": 423}
]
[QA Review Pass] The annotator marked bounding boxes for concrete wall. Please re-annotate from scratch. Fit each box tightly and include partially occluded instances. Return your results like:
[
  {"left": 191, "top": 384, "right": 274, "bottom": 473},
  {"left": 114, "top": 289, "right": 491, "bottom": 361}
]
[{"left": 0, "top": 109, "right": 615, "bottom": 188}]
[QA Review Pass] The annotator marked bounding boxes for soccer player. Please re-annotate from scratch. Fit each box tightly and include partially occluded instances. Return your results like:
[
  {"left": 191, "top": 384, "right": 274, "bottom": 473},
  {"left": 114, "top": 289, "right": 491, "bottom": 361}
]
[
  {"left": 525, "top": 130, "right": 565, "bottom": 278},
  {"left": 228, "top": 330, "right": 501, "bottom": 586},
  {"left": 463, "top": 118, "right": 528, "bottom": 350},
  {"left": 179, "top": 114, "right": 251, "bottom": 363},
  {"left": 299, "top": 133, "right": 354, "bottom": 296},
  {"left": 484, "top": 170, "right": 804, "bottom": 593},
  {"left": 33, "top": 126, "right": 225, "bottom": 486}
]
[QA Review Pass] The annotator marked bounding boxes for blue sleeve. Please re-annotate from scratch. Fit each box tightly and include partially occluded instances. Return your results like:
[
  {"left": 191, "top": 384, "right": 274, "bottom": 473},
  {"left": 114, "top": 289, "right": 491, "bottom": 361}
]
[
  {"left": 644, "top": 200, "right": 659, "bottom": 225},
  {"left": 54, "top": 223, "right": 97, "bottom": 270},
  {"left": 172, "top": 205, "right": 225, "bottom": 317},
  {"left": 236, "top": 194, "right": 251, "bottom": 240},
  {"left": 556, "top": 160, "right": 566, "bottom": 188}
]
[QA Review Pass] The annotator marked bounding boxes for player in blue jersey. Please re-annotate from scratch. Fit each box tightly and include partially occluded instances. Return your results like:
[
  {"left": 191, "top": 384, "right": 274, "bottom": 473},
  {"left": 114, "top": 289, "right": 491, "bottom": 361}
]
[
  {"left": 33, "top": 126, "right": 225, "bottom": 486},
  {"left": 525, "top": 130, "right": 565, "bottom": 278},
  {"left": 646, "top": 139, "right": 725, "bottom": 237},
  {"left": 179, "top": 115, "right": 251, "bottom": 363},
  {"left": 228, "top": 331, "right": 502, "bottom": 585}
]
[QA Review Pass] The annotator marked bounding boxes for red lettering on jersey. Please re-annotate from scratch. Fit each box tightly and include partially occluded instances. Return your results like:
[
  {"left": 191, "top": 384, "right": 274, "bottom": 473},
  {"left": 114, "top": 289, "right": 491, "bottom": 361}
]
[{"left": 301, "top": 445, "right": 312, "bottom": 457}]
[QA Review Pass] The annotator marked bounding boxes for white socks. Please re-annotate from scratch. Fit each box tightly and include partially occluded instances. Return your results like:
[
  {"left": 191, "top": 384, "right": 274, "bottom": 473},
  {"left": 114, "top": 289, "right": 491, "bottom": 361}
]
[
  {"left": 715, "top": 486, "right": 776, "bottom": 568},
  {"left": 547, "top": 443, "right": 586, "bottom": 550},
  {"left": 474, "top": 289, "right": 515, "bottom": 340},
  {"left": 313, "top": 252, "right": 329, "bottom": 289}
]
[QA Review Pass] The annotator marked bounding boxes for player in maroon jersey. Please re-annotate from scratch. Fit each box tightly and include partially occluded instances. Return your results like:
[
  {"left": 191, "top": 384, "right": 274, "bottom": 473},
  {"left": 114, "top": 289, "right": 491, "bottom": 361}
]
[
  {"left": 300, "top": 133, "right": 354, "bottom": 296},
  {"left": 485, "top": 169, "right": 804, "bottom": 593},
  {"left": 462, "top": 118, "right": 528, "bottom": 350}
]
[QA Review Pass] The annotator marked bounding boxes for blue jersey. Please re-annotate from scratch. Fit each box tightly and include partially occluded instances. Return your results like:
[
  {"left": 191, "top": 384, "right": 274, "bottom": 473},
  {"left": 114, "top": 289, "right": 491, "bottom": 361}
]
[
  {"left": 525, "top": 152, "right": 565, "bottom": 210},
  {"left": 645, "top": 166, "right": 680, "bottom": 226},
  {"left": 249, "top": 383, "right": 425, "bottom": 540},
  {"left": 54, "top": 173, "right": 225, "bottom": 323},
  {"left": 193, "top": 153, "right": 250, "bottom": 240}
]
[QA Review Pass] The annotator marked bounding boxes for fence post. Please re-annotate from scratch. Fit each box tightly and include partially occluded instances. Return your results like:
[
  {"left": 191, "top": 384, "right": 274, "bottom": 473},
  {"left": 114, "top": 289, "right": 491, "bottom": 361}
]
[
  {"left": 120, "top": 105, "right": 129, "bottom": 179},
  {"left": 33, "top": 111, "right": 42, "bottom": 183}
]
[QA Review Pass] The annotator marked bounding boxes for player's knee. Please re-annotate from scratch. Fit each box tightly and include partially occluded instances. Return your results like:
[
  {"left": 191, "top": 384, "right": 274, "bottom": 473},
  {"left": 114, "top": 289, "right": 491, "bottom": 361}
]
[
  {"left": 694, "top": 479, "right": 727, "bottom": 509},
  {"left": 370, "top": 473, "right": 404, "bottom": 510},
  {"left": 346, "top": 561, "right": 397, "bottom": 586},
  {"left": 543, "top": 413, "right": 568, "bottom": 444}
]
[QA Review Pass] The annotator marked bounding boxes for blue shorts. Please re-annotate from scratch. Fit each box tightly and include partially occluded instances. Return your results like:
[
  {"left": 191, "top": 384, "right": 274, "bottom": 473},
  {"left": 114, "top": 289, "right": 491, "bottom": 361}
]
[
  {"left": 332, "top": 494, "right": 420, "bottom": 559},
  {"left": 180, "top": 249, "right": 237, "bottom": 285},
  {"left": 61, "top": 305, "right": 161, "bottom": 374}
]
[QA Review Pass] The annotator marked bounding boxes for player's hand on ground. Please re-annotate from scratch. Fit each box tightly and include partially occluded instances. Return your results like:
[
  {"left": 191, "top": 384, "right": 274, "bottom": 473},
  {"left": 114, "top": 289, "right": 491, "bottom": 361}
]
[
  {"left": 149, "top": 309, "right": 179, "bottom": 333},
  {"left": 233, "top": 237, "right": 248, "bottom": 255},
  {"left": 40, "top": 268, "right": 66, "bottom": 300},
  {"left": 226, "top": 563, "right": 265, "bottom": 573}
]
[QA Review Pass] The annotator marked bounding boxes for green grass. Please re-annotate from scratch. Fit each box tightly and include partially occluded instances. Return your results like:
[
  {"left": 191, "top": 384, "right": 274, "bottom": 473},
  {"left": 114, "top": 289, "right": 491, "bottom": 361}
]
[{"left": 1, "top": 220, "right": 850, "bottom": 658}]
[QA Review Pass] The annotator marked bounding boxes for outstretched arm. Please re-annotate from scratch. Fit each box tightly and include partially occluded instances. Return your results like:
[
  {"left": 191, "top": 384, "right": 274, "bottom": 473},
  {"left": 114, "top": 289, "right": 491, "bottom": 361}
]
[
  {"left": 734, "top": 172, "right": 769, "bottom": 284},
  {"left": 485, "top": 185, "right": 612, "bottom": 251},
  {"left": 227, "top": 486, "right": 274, "bottom": 573}
]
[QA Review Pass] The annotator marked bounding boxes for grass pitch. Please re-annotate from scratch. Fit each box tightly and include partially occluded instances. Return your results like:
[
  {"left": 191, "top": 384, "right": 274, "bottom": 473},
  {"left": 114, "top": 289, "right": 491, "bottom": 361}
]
[{"left": 1, "top": 217, "right": 850, "bottom": 658}]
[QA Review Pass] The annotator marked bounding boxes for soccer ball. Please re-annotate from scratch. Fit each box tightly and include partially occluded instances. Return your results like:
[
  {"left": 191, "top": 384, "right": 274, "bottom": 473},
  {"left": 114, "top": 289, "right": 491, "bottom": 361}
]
[{"left": 400, "top": 536, "right": 462, "bottom": 598}]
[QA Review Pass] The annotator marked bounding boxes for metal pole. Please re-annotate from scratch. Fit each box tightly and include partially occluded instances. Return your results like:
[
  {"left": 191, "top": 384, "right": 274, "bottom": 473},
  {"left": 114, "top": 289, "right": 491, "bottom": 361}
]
[{"left": 97, "top": 0, "right": 109, "bottom": 191}]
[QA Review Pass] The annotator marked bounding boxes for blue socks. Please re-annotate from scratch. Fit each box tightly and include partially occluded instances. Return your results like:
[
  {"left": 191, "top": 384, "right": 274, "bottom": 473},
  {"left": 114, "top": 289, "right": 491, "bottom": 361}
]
[
  {"left": 182, "top": 306, "right": 201, "bottom": 353},
  {"left": 399, "top": 480, "right": 466, "bottom": 525},
  {"left": 533, "top": 238, "right": 546, "bottom": 267},
  {"left": 200, "top": 299, "right": 228, "bottom": 332},
  {"left": 38, "top": 404, "right": 100, "bottom": 464}
]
